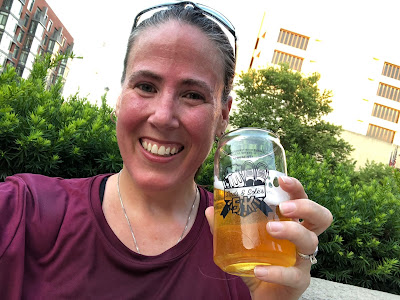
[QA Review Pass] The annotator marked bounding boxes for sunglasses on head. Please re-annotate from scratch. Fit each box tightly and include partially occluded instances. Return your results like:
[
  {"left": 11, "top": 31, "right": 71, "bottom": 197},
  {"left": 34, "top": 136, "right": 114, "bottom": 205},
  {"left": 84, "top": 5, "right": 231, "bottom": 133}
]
[{"left": 131, "top": 1, "right": 237, "bottom": 59}]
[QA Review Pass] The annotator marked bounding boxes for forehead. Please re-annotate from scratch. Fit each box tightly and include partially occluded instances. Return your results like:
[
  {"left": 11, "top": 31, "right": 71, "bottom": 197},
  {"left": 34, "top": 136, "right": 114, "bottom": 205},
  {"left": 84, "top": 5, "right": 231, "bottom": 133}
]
[{"left": 125, "top": 21, "right": 224, "bottom": 85}]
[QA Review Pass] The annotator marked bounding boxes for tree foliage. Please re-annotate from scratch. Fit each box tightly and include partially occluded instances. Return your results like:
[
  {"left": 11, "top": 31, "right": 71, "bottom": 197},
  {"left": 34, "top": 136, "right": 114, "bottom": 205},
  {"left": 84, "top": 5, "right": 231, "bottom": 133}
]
[
  {"left": 230, "top": 64, "right": 352, "bottom": 163},
  {"left": 288, "top": 148, "right": 400, "bottom": 295},
  {"left": 0, "top": 53, "right": 122, "bottom": 180},
  {"left": 196, "top": 144, "right": 400, "bottom": 294}
]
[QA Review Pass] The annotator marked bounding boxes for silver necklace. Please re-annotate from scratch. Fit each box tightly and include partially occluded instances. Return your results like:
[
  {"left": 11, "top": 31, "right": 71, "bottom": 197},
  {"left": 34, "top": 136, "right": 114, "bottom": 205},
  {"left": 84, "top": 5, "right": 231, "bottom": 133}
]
[{"left": 117, "top": 170, "right": 198, "bottom": 254}]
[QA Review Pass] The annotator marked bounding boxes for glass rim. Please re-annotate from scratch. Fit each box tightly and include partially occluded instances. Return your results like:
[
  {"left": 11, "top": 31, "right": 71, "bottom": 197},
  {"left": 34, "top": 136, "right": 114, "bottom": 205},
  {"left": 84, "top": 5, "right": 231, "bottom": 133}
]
[{"left": 220, "top": 127, "right": 280, "bottom": 141}]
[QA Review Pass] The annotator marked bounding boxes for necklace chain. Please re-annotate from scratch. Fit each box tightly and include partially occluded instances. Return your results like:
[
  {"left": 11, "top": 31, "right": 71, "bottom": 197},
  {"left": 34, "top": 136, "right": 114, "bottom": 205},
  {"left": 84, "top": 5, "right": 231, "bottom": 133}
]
[{"left": 117, "top": 170, "right": 198, "bottom": 254}]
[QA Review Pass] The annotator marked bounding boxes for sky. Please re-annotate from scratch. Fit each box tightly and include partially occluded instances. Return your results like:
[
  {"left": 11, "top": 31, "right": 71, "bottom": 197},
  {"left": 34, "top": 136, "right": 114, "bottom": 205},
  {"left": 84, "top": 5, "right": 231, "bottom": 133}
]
[{"left": 45, "top": 0, "right": 400, "bottom": 109}]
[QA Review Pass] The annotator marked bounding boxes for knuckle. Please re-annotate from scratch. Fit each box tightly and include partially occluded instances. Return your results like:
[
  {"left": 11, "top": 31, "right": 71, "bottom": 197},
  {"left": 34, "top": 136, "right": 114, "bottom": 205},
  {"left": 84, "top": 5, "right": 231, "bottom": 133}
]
[
  {"left": 293, "top": 268, "right": 305, "bottom": 283},
  {"left": 310, "top": 232, "right": 319, "bottom": 249}
]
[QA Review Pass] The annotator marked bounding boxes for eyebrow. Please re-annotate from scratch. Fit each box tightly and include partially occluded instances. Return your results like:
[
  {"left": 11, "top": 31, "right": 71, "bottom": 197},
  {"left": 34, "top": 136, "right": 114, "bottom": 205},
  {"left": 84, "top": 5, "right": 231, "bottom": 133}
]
[
  {"left": 181, "top": 78, "right": 214, "bottom": 94},
  {"left": 127, "top": 70, "right": 163, "bottom": 85}
]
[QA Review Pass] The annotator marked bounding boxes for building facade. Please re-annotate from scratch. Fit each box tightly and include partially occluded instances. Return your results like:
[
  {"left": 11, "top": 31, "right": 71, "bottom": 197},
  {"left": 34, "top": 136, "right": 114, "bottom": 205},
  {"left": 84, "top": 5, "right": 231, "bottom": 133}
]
[
  {"left": 247, "top": 12, "right": 400, "bottom": 168},
  {"left": 0, "top": 0, "right": 73, "bottom": 89}
]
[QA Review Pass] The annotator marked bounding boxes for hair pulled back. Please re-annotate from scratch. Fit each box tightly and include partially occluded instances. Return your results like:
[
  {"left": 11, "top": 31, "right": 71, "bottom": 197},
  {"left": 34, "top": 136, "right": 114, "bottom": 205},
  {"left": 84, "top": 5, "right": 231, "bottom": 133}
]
[{"left": 121, "top": 5, "right": 236, "bottom": 103}]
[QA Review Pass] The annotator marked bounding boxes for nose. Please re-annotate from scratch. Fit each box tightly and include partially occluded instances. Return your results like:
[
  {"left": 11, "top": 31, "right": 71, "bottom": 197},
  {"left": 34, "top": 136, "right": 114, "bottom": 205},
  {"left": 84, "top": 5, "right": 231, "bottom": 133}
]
[{"left": 147, "top": 93, "right": 179, "bottom": 130}]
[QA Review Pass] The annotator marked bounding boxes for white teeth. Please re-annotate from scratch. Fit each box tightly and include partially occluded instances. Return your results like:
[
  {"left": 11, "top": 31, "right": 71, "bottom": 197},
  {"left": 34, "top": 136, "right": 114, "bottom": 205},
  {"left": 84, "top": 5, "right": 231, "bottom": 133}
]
[
  {"left": 158, "top": 146, "right": 166, "bottom": 155},
  {"left": 141, "top": 140, "right": 180, "bottom": 157},
  {"left": 151, "top": 144, "right": 158, "bottom": 154}
]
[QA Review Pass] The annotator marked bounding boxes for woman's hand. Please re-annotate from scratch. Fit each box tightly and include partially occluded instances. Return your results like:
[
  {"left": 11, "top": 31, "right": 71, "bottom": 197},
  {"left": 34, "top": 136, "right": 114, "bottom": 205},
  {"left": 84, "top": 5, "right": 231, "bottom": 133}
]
[{"left": 205, "top": 176, "right": 333, "bottom": 300}]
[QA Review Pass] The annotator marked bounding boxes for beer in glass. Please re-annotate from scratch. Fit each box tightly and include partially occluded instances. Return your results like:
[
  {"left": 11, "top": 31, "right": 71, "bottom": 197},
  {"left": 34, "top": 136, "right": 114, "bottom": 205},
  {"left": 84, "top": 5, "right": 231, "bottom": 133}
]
[{"left": 213, "top": 128, "right": 296, "bottom": 277}]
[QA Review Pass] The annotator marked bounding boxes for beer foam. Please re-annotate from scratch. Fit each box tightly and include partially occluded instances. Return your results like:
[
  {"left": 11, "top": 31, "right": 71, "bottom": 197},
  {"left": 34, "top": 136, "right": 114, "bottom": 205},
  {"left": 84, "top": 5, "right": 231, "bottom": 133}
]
[{"left": 214, "top": 176, "right": 224, "bottom": 190}]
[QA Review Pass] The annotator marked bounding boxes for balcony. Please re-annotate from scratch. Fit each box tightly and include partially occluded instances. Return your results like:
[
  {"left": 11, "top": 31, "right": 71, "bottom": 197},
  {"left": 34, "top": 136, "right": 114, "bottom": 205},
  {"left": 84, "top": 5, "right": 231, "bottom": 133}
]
[
  {"left": 33, "top": 7, "right": 48, "bottom": 27},
  {"left": 50, "top": 27, "right": 63, "bottom": 45}
]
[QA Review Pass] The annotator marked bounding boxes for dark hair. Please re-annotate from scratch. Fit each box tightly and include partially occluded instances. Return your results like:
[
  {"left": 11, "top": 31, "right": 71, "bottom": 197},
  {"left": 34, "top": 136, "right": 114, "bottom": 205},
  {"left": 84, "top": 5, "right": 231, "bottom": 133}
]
[{"left": 121, "top": 5, "right": 236, "bottom": 103}]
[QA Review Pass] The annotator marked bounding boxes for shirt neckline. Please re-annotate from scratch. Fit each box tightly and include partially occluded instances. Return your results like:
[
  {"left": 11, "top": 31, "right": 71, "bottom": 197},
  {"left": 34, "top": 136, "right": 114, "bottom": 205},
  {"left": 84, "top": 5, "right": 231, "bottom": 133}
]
[{"left": 89, "top": 174, "right": 209, "bottom": 266}]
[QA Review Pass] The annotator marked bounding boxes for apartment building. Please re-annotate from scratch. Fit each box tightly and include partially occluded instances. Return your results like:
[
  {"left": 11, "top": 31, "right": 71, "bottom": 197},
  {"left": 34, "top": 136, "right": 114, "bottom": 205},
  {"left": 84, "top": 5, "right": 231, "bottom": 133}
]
[
  {"left": 247, "top": 12, "right": 400, "bottom": 168},
  {"left": 248, "top": 13, "right": 320, "bottom": 77},
  {"left": 0, "top": 0, "right": 73, "bottom": 89}
]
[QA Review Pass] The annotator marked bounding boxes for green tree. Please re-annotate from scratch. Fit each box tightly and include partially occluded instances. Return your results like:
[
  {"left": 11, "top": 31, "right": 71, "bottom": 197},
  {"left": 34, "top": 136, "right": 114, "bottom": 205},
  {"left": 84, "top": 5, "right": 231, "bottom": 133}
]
[
  {"left": 230, "top": 64, "right": 352, "bottom": 163},
  {"left": 0, "top": 53, "right": 122, "bottom": 180},
  {"left": 288, "top": 148, "right": 400, "bottom": 295}
]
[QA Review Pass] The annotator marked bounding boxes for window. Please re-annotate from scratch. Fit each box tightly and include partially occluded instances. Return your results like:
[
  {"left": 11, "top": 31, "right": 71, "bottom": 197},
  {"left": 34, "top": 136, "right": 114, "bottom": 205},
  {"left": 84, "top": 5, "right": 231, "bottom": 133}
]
[
  {"left": 24, "top": 13, "right": 30, "bottom": 27},
  {"left": 382, "top": 62, "right": 400, "bottom": 81},
  {"left": 47, "top": 39, "right": 55, "bottom": 51},
  {"left": 277, "top": 29, "right": 309, "bottom": 50},
  {"left": 17, "top": 29, "right": 24, "bottom": 43},
  {"left": 28, "top": 0, "right": 35, "bottom": 12},
  {"left": 19, "top": 50, "right": 28, "bottom": 64},
  {"left": 58, "top": 65, "right": 65, "bottom": 76},
  {"left": 43, "top": 34, "right": 48, "bottom": 46},
  {"left": 24, "top": 36, "right": 33, "bottom": 50},
  {"left": 272, "top": 50, "right": 303, "bottom": 71},
  {"left": 1, "top": 0, "right": 12, "bottom": 11},
  {"left": 28, "top": 21, "right": 37, "bottom": 34},
  {"left": 372, "top": 103, "right": 400, "bottom": 123},
  {"left": 46, "top": 20, "right": 52, "bottom": 32},
  {"left": 12, "top": 45, "right": 20, "bottom": 59},
  {"left": 377, "top": 83, "right": 400, "bottom": 102},
  {"left": 0, "top": 12, "right": 8, "bottom": 30},
  {"left": 366, "top": 124, "right": 395, "bottom": 143}
]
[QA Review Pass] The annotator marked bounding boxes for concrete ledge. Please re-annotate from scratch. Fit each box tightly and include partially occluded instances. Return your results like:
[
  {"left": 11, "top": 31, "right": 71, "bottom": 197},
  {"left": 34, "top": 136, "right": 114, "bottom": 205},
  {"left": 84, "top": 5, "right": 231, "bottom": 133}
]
[{"left": 300, "top": 278, "right": 400, "bottom": 300}]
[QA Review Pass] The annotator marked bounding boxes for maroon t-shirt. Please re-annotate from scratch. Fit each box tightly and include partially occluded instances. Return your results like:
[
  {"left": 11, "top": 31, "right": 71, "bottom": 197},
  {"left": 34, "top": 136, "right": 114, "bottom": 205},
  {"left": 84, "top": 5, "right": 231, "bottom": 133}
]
[{"left": 0, "top": 174, "right": 251, "bottom": 299}]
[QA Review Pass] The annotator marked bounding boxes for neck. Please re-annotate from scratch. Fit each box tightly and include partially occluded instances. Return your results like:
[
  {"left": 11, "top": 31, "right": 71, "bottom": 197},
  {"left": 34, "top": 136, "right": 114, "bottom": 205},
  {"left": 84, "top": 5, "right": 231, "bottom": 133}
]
[{"left": 118, "top": 168, "right": 198, "bottom": 215}]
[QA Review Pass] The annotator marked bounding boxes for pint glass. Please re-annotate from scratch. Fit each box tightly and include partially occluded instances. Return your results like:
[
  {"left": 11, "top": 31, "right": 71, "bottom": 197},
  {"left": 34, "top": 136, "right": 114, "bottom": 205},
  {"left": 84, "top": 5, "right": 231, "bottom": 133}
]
[{"left": 213, "top": 128, "right": 296, "bottom": 277}]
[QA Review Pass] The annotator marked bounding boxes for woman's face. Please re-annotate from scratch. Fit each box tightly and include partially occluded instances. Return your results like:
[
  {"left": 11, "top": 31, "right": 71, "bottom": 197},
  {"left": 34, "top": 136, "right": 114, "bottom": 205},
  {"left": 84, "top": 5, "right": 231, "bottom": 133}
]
[{"left": 116, "top": 21, "right": 231, "bottom": 191}]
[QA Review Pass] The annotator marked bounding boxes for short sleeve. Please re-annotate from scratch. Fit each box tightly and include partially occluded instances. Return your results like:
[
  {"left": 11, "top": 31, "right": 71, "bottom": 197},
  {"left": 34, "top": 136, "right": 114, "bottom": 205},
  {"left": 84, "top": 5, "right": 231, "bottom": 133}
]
[{"left": 0, "top": 175, "right": 30, "bottom": 300}]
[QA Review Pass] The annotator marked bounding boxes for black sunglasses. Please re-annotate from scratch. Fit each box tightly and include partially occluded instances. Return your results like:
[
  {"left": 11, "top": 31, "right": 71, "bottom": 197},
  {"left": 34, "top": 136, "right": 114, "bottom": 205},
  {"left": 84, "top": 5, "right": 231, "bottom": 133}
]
[{"left": 131, "top": 1, "right": 237, "bottom": 59}]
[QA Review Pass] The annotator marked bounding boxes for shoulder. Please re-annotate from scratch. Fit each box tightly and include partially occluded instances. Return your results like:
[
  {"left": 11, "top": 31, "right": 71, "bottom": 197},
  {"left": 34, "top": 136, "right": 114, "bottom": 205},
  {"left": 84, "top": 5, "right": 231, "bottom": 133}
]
[
  {"left": 1, "top": 173, "right": 110, "bottom": 255},
  {"left": 198, "top": 186, "right": 214, "bottom": 207}
]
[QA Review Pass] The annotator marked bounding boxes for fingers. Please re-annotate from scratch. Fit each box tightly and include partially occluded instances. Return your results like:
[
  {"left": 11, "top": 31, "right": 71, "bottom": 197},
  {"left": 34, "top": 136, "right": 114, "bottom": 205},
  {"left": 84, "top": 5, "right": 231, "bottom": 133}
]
[
  {"left": 205, "top": 206, "right": 214, "bottom": 234},
  {"left": 279, "top": 177, "right": 308, "bottom": 200},
  {"left": 279, "top": 199, "right": 333, "bottom": 236},
  {"left": 254, "top": 265, "right": 310, "bottom": 290},
  {"left": 267, "top": 220, "right": 319, "bottom": 256}
]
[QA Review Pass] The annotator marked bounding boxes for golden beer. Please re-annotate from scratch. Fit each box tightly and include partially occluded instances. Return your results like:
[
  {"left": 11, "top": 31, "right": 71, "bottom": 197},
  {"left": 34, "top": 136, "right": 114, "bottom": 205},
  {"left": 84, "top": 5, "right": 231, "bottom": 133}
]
[{"left": 213, "top": 188, "right": 296, "bottom": 277}]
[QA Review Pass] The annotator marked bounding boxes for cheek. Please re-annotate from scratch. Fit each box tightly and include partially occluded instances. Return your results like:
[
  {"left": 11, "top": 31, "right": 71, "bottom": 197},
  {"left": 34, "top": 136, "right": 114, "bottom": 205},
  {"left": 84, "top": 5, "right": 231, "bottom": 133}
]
[
  {"left": 117, "top": 96, "right": 148, "bottom": 130},
  {"left": 183, "top": 108, "right": 219, "bottom": 143}
]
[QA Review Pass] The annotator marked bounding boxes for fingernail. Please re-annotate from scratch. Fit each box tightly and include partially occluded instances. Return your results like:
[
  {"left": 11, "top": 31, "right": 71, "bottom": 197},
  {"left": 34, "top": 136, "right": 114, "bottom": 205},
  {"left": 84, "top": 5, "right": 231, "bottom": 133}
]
[
  {"left": 279, "top": 201, "right": 296, "bottom": 214},
  {"left": 254, "top": 266, "right": 268, "bottom": 277},
  {"left": 281, "top": 176, "right": 294, "bottom": 185},
  {"left": 267, "top": 222, "right": 284, "bottom": 233}
]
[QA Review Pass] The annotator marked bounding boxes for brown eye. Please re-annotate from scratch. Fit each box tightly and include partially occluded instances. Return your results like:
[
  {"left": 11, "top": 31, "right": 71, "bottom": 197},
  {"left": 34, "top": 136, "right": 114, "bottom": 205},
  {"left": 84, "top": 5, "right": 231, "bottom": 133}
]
[
  {"left": 137, "top": 83, "right": 156, "bottom": 93},
  {"left": 183, "top": 92, "right": 205, "bottom": 101}
]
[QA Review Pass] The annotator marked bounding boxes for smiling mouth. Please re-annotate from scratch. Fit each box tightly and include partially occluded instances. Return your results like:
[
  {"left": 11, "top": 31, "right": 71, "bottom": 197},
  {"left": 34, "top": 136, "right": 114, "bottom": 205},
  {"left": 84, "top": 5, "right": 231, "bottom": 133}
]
[{"left": 140, "top": 139, "right": 183, "bottom": 157}]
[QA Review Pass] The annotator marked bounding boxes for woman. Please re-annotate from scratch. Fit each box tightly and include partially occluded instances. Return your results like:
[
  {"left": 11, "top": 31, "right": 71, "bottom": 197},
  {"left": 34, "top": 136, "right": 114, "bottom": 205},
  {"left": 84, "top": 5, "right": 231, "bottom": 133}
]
[{"left": 0, "top": 2, "right": 332, "bottom": 299}]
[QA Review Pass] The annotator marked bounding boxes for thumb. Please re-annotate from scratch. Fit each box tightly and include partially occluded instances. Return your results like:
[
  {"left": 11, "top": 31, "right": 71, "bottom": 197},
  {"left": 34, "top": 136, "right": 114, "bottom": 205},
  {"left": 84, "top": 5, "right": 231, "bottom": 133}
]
[{"left": 205, "top": 206, "right": 214, "bottom": 234}]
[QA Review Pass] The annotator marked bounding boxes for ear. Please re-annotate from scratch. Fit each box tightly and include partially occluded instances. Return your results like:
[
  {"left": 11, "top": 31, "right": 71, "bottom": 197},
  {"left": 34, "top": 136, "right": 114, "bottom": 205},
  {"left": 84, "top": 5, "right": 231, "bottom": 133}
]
[
  {"left": 218, "top": 96, "right": 232, "bottom": 135},
  {"left": 115, "top": 95, "right": 122, "bottom": 117}
]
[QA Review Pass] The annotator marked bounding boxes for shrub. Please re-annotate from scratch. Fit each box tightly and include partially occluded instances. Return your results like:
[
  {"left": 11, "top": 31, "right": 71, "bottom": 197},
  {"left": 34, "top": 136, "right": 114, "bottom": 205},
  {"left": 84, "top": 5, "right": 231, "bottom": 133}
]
[
  {"left": 197, "top": 145, "right": 400, "bottom": 294},
  {"left": 287, "top": 147, "right": 400, "bottom": 295},
  {"left": 0, "top": 54, "right": 122, "bottom": 180}
]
